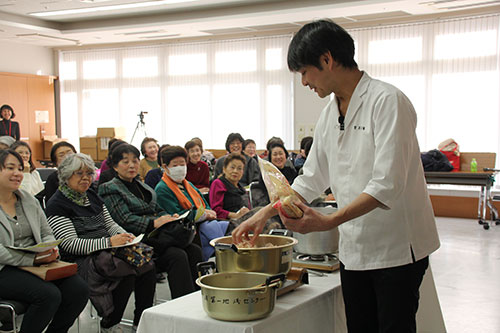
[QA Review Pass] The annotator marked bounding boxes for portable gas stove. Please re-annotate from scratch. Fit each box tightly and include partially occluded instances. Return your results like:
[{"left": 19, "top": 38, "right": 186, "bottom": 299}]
[{"left": 292, "top": 252, "right": 340, "bottom": 272}]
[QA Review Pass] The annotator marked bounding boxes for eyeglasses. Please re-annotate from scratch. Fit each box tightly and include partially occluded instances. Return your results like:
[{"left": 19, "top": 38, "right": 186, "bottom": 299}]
[{"left": 73, "top": 170, "right": 94, "bottom": 178}]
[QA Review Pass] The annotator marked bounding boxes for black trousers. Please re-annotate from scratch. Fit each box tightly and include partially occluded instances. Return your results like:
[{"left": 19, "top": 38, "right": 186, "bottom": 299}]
[
  {"left": 155, "top": 243, "right": 203, "bottom": 299},
  {"left": 0, "top": 265, "right": 89, "bottom": 333},
  {"left": 100, "top": 268, "right": 156, "bottom": 328},
  {"left": 340, "top": 256, "right": 429, "bottom": 333}
]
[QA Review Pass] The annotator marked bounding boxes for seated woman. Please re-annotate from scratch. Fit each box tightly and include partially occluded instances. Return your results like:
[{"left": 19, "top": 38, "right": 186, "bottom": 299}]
[
  {"left": 0, "top": 136, "right": 15, "bottom": 150},
  {"left": 185, "top": 140, "right": 209, "bottom": 192},
  {"left": 0, "top": 149, "right": 89, "bottom": 333},
  {"left": 295, "top": 136, "right": 313, "bottom": 172},
  {"left": 252, "top": 142, "right": 298, "bottom": 208},
  {"left": 213, "top": 133, "right": 260, "bottom": 187},
  {"left": 44, "top": 141, "right": 77, "bottom": 201},
  {"left": 99, "top": 144, "right": 202, "bottom": 299},
  {"left": 144, "top": 144, "right": 169, "bottom": 190},
  {"left": 155, "top": 146, "right": 228, "bottom": 260},
  {"left": 45, "top": 153, "right": 156, "bottom": 332},
  {"left": 209, "top": 153, "right": 249, "bottom": 220},
  {"left": 138, "top": 137, "right": 159, "bottom": 181},
  {"left": 190, "top": 137, "right": 215, "bottom": 174},
  {"left": 11, "top": 141, "right": 44, "bottom": 196},
  {"left": 243, "top": 139, "right": 257, "bottom": 161}
]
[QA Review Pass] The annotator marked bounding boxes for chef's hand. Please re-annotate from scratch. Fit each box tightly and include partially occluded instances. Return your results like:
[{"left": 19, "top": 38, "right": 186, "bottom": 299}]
[
  {"left": 279, "top": 201, "right": 332, "bottom": 234},
  {"left": 232, "top": 204, "right": 276, "bottom": 245}
]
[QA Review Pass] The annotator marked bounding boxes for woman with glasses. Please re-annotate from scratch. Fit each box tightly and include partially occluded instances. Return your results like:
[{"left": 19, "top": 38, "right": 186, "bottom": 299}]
[{"left": 45, "top": 153, "right": 156, "bottom": 333}]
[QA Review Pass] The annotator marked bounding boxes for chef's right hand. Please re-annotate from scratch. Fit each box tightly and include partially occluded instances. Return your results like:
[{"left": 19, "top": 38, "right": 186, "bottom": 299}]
[{"left": 232, "top": 204, "right": 275, "bottom": 244}]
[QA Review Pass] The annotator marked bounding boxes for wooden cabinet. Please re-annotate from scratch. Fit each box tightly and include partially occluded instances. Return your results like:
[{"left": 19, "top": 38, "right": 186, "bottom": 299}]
[{"left": 0, "top": 72, "right": 56, "bottom": 166}]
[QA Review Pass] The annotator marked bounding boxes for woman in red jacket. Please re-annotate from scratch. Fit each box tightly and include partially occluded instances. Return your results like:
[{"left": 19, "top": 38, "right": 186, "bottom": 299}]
[{"left": 185, "top": 140, "right": 210, "bottom": 193}]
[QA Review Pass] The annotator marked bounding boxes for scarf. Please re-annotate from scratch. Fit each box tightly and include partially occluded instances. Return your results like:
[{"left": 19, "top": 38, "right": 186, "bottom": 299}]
[
  {"left": 161, "top": 172, "right": 206, "bottom": 210},
  {"left": 59, "top": 183, "right": 89, "bottom": 206},
  {"left": 219, "top": 175, "right": 246, "bottom": 212}
]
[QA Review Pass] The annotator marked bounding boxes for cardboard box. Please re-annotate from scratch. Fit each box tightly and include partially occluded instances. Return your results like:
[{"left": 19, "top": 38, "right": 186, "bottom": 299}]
[
  {"left": 81, "top": 147, "right": 98, "bottom": 161},
  {"left": 96, "top": 127, "right": 126, "bottom": 161},
  {"left": 42, "top": 136, "right": 66, "bottom": 160},
  {"left": 96, "top": 127, "right": 126, "bottom": 139},
  {"left": 80, "top": 136, "right": 97, "bottom": 149}
]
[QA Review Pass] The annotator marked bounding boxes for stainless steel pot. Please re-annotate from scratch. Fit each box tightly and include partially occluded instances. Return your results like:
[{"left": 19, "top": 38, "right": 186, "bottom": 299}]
[
  {"left": 293, "top": 206, "right": 339, "bottom": 255},
  {"left": 210, "top": 235, "right": 298, "bottom": 274},
  {"left": 196, "top": 262, "right": 285, "bottom": 321}
]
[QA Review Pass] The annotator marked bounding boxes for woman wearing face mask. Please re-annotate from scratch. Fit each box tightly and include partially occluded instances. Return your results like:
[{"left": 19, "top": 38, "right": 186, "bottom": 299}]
[
  {"left": 0, "top": 105, "right": 20, "bottom": 141},
  {"left": 11, "top": 141, "right": 44, "bottom": 196},
  {"left": 155, "top": 146, "right": 229, "bottom": 260},
  {"left": 138, "top": 138, "right": 159, "bottom": 181},
  {"left": 184, "top": 140, "right": 209, "bottom": 193},
  {"left": 99, "top": 144, "right": 202, "bottom": 297}
]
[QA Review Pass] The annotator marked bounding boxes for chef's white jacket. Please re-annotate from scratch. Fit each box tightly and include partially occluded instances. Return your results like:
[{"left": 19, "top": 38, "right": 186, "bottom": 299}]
[{"left": 292, "top": 72, "right": 440, "bottom": 270}]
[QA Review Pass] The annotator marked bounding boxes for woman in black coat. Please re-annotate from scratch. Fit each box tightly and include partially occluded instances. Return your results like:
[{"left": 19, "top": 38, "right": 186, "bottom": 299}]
[{"left": 0, "top": 105, "right": 20, "bottom": 140}]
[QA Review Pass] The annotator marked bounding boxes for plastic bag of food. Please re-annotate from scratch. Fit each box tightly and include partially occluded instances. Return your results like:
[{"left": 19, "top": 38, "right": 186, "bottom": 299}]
[{"left": 258, "top": 157, "right": 303, "bottom": 219}]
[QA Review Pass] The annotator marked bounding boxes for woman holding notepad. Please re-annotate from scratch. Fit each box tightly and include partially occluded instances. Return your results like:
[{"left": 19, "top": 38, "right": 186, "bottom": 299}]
[
  {"left": 99, "top": 144, "right": 202, "bottom": 299},
  {"left": 45, "top": 153, "right": 156, "bottom": 333},
  {"left": 0, "top": 149, "right": 88, "bottom": 333}
]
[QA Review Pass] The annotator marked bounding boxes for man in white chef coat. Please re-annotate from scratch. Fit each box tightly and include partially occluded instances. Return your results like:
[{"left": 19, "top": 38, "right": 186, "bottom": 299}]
[{"left": 233, "top": 19, "right": 440, "bottom": 333}]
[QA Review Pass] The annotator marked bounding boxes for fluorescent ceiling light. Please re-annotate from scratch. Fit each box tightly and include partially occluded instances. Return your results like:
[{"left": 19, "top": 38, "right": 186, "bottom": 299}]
[{"left": 30, "top": 0, "right": 196, "bottom": 17}]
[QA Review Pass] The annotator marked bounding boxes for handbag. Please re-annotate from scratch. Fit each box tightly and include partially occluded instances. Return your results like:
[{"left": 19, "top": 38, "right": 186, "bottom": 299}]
[
  {"left": 19, "top": 260, "right": 77, "bottom": 281},
  {"left": 145, "top": 209, "right": 196, "bottom": 254},
  {"left": 111, "top": 242, "right": 154, "bottom": 268},
  {"left": 438, "top": 139, "right": 460, "bottom": 172}
]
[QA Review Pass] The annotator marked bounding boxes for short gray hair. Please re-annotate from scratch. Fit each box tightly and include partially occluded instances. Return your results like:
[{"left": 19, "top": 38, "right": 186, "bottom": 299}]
[{"left": 58, "top": 153, "right": 96, "bottom": 184}]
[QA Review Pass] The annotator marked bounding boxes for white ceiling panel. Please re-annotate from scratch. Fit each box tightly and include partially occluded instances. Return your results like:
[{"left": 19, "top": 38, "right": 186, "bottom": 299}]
[{"left": 0, "top": 0, "right": 498, "bottom": 47}]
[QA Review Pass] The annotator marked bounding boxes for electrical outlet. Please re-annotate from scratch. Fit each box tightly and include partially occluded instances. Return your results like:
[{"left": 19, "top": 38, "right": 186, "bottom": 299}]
[{"left": 306, "top": 124, "right": 315, "bottom": 136}]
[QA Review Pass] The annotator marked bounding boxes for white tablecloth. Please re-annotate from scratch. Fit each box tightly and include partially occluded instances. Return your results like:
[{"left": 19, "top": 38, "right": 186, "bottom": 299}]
[{"left": 137, "top": 267, "right": 445, "bottom": 333}]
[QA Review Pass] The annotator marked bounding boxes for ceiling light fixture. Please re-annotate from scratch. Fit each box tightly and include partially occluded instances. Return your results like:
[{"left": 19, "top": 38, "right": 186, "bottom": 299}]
[
  {"left": 17, "top": 33, "right": 81, "bottom": 45},
  {"left": 30, "top": 0, "right": 196, "bottom": 17}
]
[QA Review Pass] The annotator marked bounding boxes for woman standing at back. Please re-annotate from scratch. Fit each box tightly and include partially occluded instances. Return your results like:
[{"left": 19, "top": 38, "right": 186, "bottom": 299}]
[{"left": 0, "top": 105, "right": 20, "bottom": 140}]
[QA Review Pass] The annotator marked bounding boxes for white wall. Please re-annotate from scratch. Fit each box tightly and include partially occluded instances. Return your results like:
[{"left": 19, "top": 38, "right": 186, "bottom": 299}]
[
  {"left": 0, "top": 41, "right": 54, "bottom": 75},
  {"left": 293, "top": 74, "right": 330, "bottom": 149}
]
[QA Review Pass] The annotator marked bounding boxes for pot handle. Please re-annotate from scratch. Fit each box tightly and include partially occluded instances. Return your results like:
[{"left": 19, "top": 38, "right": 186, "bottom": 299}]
[
  {"left": 214, "top": 243, "right": 238, "bottom": 253},
  {"left": 196, "top": 261, "right": 216, "bottom": 277},
  {"left": 269, "top": 229, "right": 292, "bottom": 237},
  {"left": 265, "top": 273, "right": 286, "bottom": 289}
]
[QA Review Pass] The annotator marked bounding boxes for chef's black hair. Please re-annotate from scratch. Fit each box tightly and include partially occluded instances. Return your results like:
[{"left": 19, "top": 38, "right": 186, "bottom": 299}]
[{"left": 287, "top": 19, "right": 357, "bottom": 72}]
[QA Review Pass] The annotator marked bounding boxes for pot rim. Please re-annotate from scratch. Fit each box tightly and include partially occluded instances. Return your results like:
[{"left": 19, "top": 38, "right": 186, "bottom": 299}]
[
  {"left": 209, "top": 234, "right": 298, "bottom": 250},
  {"left": 196, "top": 272, "right": 278, "bottom": 292}
]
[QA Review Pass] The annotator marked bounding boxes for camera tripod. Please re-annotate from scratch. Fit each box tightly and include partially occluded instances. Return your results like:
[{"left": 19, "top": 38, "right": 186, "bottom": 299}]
[{"left": 131, "top": 111, "right": 148, "bottom": 143}]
